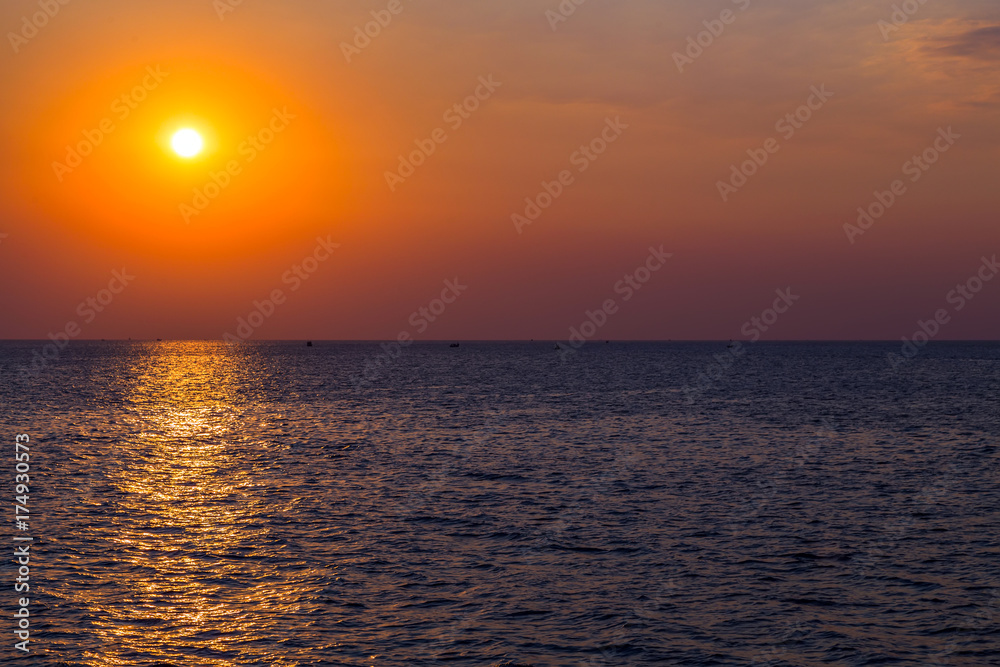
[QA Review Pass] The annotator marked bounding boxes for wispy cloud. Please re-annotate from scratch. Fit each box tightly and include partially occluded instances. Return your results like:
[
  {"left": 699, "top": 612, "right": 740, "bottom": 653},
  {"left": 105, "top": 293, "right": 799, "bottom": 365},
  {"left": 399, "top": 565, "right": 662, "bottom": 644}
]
[{"left": 932, "top": 24, "right": 1000, "bottom": 59}]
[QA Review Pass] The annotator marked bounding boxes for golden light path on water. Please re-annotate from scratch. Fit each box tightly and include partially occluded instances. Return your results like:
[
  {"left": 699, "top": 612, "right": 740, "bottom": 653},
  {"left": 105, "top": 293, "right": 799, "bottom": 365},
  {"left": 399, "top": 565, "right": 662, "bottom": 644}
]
[
  {"left": 79, "top": 343, "right": 327, "bottom": 666},
  {"left": 18, "top": 340, "right": 998, "bottom": 665}
]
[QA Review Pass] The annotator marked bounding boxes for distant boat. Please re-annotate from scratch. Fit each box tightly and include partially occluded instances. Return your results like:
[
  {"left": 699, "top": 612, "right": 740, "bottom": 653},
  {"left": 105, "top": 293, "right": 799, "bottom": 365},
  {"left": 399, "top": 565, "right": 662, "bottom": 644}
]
[
  {"left": 306, "top": 341, "right": 313, "bottom": 347},
  {"left": 727, "top": 340, "right": 735, "bottom": 349},
  {"left": 554, "top": 343, "right": 562, "bottom": 351},
  {"left": 450, "top": 343, "right": 460, "bottom": 348}
]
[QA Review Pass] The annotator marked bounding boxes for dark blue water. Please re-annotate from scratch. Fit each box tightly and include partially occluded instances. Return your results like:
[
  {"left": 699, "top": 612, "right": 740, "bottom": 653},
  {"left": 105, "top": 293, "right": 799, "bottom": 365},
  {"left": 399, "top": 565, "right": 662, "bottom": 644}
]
[{"left": 1, "top": 341, "right": 998, "bottom": 665}]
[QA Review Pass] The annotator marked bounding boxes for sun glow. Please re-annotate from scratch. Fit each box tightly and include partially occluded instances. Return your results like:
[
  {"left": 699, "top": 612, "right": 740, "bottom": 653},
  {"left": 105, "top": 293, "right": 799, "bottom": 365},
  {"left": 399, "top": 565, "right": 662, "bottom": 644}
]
[
  {"left": 170, "top": 128, "right": 203, "bottom": 158},
  {"left": 31, "top": 62, "right": 338, "bottom": 249}
]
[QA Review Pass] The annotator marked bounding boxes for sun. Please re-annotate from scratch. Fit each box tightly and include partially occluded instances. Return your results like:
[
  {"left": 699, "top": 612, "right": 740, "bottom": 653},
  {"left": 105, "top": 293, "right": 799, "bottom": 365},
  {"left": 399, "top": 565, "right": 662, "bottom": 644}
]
[{"left": 171, "top": 128, "right": 203, "bottom": 158}]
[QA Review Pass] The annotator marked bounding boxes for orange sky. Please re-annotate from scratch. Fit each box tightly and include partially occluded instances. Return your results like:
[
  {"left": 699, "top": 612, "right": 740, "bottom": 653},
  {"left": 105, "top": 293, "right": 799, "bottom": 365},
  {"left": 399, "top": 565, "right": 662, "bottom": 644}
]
[{"left": 1, "top": 0, "right": 998, "bottom": 340}]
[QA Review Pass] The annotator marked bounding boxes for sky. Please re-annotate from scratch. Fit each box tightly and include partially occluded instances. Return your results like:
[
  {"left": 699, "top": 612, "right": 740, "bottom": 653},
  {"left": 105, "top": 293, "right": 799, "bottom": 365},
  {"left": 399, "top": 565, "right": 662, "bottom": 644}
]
[{"left": 0, "top": 0, "right": 998, "bottom": 341}]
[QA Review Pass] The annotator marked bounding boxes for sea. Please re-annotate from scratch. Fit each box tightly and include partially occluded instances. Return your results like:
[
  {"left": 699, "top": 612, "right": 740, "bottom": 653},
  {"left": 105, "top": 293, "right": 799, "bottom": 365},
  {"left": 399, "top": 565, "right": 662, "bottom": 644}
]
[{"left": 0, "top": 341, "right": 997, "bottom": 666}]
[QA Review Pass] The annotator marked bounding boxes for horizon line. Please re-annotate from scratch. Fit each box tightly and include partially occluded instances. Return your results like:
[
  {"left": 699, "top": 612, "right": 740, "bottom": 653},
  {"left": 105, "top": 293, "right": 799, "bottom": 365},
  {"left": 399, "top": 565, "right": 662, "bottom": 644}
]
[{"left": 2, "top": 339, "right": 999, "bottom": 344}]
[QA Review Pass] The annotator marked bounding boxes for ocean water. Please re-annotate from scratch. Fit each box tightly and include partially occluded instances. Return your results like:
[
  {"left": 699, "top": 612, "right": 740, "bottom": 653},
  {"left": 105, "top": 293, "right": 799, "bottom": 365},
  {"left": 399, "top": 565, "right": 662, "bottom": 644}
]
[{"left": 0, "top": 341, "right": 998, "bottom": 666}]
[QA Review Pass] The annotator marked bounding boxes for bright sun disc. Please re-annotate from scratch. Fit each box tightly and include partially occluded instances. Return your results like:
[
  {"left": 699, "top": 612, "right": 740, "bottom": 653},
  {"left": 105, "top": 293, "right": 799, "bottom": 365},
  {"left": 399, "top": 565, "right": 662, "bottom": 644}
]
[{"left": 171, "top": 128, "right": 203, "bottom": 158}]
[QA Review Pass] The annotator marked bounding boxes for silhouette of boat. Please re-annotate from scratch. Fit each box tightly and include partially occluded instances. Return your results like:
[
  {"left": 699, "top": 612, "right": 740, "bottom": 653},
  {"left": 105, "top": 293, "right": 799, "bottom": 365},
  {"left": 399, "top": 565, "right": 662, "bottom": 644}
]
[
  {"left": 306, "top": 341, "right": 313, "bottom": 347},
  {"left": 450, "top": 343, "right": 460, "bottom": 348}
]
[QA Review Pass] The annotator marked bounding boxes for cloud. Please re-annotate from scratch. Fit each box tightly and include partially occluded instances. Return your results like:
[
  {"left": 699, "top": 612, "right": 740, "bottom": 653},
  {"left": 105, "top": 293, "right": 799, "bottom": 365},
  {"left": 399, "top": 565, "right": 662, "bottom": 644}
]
[{"left": 930, "top": 24, "right": 1000, "bottom": 59}]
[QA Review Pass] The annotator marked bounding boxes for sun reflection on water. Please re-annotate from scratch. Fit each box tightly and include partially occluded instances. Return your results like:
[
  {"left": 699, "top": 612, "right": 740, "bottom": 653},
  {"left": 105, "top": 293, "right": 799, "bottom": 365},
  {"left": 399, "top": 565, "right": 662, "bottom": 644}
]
[{"left": 78, "top": 342, "right": 314, "bottom": 666}]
